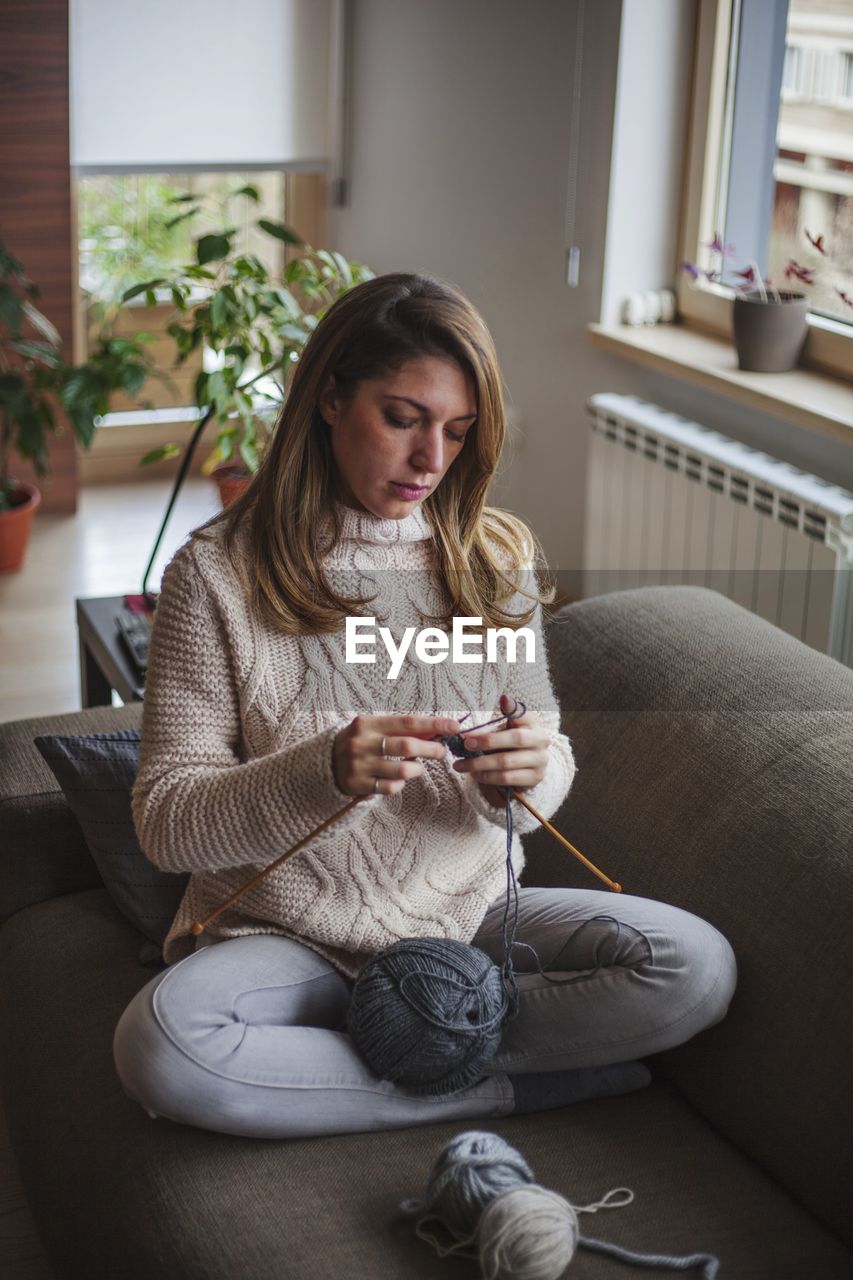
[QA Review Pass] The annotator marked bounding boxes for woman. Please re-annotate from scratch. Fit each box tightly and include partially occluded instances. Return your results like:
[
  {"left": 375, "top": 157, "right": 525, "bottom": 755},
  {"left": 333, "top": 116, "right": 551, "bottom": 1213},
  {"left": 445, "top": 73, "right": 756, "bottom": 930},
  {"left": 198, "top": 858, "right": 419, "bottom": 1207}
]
[{"left": 114, "top": 272, "right": 736, "bottom": 1139}]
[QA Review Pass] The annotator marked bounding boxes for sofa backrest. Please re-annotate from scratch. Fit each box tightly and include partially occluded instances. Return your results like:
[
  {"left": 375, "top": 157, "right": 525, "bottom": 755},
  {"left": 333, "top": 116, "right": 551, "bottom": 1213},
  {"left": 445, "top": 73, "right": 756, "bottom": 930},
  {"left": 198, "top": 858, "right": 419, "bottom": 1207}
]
[{"left": 524, "top": 586, "right": 853, "bottom": 1245}]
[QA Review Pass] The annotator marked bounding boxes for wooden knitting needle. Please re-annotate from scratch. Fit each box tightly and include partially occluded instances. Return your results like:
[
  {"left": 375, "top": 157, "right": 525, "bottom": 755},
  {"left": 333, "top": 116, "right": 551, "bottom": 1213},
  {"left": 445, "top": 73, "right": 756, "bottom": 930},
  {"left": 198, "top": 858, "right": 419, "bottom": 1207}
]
[
  {"left": 191, "top": 796, "right": 363, "bottom": 936},
  {"left": 192, "top": 744, "right": 622, "bottom": 935},
  {"left": 510, "top": 790, "right": 622, "bottom": 893}
]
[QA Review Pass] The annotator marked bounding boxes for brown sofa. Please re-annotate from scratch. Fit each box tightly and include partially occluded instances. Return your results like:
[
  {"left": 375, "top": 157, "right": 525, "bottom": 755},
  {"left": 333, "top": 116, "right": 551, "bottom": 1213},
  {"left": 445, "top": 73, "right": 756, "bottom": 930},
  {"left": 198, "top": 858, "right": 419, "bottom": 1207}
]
[{"left": 1, "top": 586, "right": 851, "bottom": 1279}]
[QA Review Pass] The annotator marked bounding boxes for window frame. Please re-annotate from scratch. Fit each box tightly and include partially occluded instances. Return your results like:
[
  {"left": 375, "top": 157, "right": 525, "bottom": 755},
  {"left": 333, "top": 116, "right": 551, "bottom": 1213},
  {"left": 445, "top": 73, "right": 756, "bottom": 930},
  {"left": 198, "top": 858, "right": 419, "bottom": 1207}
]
[{"left": 677, "top": 0, "right": 852, "bottom": 383}]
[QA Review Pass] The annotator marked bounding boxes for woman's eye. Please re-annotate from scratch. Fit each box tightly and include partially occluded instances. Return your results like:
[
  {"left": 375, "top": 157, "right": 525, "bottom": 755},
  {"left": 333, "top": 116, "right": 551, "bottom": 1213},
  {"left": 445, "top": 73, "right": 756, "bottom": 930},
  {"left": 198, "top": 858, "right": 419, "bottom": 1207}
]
[
  {"left": 447, "top": 430, "right": 467, "bottom": 444},
  {"left": 384, "top": 412, "right": 416, "bottom": 429}
]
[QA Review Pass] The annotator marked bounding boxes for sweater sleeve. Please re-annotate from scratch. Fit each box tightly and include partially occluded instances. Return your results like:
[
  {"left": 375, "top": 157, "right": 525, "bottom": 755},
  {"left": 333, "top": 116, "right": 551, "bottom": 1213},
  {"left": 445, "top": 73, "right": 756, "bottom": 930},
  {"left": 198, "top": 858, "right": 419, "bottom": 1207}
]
[
  {"left": 458, "top": 587, "right": 576, "bottom": 836},
  {"left": 132, "top": 542, "right": 364, "bottom": 874}
]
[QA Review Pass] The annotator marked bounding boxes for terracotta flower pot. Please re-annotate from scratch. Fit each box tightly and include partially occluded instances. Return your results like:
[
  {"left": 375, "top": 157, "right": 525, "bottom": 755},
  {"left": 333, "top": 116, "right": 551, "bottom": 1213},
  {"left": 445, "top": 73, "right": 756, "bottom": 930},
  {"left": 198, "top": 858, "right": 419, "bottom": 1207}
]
[
  {"left": 212, "top": 464, "right": 252, "bottom": 508},
  {"left": 732, "top": 291, "right": 808, "bottom": 373},
  {"left": 0, "top": 482, "right": 41, "bottom": 573}
]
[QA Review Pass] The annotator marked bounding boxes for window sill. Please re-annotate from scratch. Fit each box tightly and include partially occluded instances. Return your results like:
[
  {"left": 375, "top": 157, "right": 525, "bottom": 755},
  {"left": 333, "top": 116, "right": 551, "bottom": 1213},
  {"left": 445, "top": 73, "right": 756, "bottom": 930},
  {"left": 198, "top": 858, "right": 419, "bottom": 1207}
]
[
  {"left": 586, "top": 322, "right": 853, "bottom": 446},
  {"left": 79, "top": 412, "right": 221, "bottom": 484}
]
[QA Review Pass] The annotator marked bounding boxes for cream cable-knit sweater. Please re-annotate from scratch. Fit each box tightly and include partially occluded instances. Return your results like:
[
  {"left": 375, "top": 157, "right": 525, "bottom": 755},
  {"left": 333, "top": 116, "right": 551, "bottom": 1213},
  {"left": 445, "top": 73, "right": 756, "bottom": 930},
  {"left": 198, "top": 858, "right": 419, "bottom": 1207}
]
[{"left": 133, "top": 504, "right": 576, "bottom": 973}]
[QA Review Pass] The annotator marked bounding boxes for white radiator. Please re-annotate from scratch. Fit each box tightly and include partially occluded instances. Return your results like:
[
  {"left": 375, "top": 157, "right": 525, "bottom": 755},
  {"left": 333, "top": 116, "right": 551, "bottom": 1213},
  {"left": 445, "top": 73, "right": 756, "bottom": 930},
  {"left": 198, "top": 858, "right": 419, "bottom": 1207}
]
[{"left": 584, "top": 393, "right": 853, "bottom": 666}]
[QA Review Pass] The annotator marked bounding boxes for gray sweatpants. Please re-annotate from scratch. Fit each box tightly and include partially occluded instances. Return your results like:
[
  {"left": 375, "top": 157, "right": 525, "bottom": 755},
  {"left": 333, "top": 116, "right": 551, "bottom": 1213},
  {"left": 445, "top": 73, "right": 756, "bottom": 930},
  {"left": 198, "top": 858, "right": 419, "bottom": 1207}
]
[{"left": 113, "top": 887, "right": 736, "bottom": 1139}]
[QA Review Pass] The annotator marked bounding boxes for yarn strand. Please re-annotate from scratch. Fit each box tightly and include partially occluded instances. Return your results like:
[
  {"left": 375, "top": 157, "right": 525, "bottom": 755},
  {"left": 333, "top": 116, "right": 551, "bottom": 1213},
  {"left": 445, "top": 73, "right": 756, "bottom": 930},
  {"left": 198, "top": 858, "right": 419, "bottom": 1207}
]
[
  {"left": 445, "top": 698, "right": 626, "bottom": 1015},
  {"left": 578, "top": 1235, "right": 720, "bottom": 1277},
  {"left": 572, "top": 1187, "right": 635, "bottom": 1214},
  {"left": 498, "top": 781, "right": 624, "bottom": 1008}
]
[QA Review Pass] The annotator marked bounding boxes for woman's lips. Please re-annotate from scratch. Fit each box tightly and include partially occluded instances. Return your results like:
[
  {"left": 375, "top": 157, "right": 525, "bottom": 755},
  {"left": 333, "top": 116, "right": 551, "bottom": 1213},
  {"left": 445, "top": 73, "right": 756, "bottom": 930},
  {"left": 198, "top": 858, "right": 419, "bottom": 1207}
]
[{"left": 391, "top": 482, "right": 429, "bottom": 500}]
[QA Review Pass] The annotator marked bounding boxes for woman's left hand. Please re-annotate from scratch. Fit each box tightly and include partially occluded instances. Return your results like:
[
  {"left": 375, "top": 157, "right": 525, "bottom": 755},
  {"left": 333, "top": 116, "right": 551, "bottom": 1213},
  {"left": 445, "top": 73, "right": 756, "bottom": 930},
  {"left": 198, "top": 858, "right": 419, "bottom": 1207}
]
[{"left": 452, "top": 693, "right": 550, "bottom": 808}]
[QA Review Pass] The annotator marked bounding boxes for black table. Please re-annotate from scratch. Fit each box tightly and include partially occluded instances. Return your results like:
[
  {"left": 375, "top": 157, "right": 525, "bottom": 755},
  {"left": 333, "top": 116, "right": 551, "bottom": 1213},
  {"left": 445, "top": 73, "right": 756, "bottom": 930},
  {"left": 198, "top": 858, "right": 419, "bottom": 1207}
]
[{"left": 76, "top": 596, "right": 147, "bottom": 707}]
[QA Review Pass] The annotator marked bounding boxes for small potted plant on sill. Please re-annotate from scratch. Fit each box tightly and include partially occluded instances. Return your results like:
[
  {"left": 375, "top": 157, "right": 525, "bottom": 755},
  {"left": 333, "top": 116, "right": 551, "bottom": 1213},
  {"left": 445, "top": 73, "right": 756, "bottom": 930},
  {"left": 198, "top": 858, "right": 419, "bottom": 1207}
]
[
  {"left": 681, "top": 230, "right": 851, "bottom": 373},
  {"left": 0, "top": 240, "right": 157, "bottom": 571},
  {"left": 126, "top": 187, "right": 373, "bottom": 505}
]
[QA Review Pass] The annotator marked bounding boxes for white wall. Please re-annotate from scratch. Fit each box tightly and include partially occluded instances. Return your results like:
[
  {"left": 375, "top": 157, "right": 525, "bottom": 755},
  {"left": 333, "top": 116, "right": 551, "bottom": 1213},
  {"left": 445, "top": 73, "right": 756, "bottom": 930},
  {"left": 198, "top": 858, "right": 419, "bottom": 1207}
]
[
  {"left": 600, "top": 0, "right": 695, "bottom": 325},
  {"left": 330, "top": 0, "right": 853, "bottom": 586},
  {"left": 330, "top": 0, "right": 632, "bottom": 583}
]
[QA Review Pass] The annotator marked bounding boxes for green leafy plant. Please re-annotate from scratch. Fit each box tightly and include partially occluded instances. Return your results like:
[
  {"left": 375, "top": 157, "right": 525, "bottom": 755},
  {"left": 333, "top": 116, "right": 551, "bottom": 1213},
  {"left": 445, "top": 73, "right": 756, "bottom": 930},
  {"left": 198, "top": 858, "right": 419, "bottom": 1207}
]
[
  {"left": 123, "top": 186, "right": 373, "bottom": 477},
  {"left": 0, "top": 240, "right": 158, "bottom": 510}
]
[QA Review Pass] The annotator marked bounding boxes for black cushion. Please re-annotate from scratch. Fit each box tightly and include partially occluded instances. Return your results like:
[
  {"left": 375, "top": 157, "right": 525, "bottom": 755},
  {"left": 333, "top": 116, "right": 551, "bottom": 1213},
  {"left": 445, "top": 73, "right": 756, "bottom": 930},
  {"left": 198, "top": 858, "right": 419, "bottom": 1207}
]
[
  {"left": 0, "top": 702, "right": 143, "bottom": 925},
  {"left": 34, "top": 731, "right": 188, "bottom": 956}
]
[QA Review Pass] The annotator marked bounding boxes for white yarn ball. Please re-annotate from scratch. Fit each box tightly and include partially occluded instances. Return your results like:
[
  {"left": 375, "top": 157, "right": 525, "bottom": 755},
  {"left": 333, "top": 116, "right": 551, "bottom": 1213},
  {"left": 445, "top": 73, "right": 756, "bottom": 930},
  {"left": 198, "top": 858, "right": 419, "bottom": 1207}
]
[{"left": 478, "top": 1184, "right": 579, "bottom": 1280}]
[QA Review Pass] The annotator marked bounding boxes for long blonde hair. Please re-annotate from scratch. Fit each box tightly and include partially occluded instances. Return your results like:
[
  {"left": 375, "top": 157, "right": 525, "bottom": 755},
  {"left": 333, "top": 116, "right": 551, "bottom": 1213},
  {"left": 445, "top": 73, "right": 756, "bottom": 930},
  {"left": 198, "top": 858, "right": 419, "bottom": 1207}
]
[{"left": 200, "top": 272, "right": 551, "bottom": 632}]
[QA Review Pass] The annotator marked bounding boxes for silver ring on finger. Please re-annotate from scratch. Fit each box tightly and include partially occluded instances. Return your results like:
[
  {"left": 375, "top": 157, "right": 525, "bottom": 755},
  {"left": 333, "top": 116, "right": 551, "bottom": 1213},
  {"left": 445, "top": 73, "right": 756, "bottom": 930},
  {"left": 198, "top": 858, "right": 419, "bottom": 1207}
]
[
  {"left": 373, "top": 776, "right": 380, "bottom": 794},
  {"left": 380, "top": 736, "right": 387, "bottom": 756}
]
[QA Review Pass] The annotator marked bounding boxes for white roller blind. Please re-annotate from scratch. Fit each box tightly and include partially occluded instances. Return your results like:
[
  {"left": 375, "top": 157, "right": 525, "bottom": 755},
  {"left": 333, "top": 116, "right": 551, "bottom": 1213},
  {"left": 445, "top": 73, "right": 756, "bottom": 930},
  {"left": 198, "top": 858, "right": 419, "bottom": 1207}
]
[{"left": 70, "top": 0, "right": 332, "bottom": 171}]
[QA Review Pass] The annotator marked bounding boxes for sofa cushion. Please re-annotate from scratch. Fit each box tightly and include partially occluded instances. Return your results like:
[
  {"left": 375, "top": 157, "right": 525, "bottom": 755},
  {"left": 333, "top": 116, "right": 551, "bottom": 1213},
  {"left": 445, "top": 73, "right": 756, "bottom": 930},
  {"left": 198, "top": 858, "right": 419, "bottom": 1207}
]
[
  {"left": 33, "top": 730, "right": 188, "bottom": 955},
  {"left": 0, "top": 703, "right": 143, "bottom": 925},
  {"left": 523, "top": 586, "right": 853, "bottom": 1246},
  {"left": 1, "top": 888, "right": 850, "bottom": 1280}
]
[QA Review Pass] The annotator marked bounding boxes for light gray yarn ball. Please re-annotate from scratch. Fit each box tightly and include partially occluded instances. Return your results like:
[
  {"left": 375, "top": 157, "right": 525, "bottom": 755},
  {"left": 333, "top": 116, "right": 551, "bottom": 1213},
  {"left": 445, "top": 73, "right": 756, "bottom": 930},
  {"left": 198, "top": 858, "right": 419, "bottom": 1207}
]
[{"left": 478, "top": 1185, "right": 579, "bottom": 1280}]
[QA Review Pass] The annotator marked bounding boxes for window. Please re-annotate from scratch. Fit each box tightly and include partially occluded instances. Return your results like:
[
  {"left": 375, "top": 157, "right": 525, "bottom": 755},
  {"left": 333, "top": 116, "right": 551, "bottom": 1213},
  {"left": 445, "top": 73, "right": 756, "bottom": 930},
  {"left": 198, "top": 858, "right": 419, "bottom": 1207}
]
[
  {"left": 68, "top": 0, "right": 341, "bottom": 481},
  {"left": 76, "top": 170, "right": 295, "bottom": 418},
  {"left": 74, "top": 170, "right": 326, "bottom": 483},
  {"left": 78, "top": 172, "right": 290, "bottom": 309},
  {"left": 812, "top": 47, "right": 837, "bottom": 101},
  {"left": 835, "top": 51, "right": 850, "bottom": 102},
  {"left": 678, "top": 0, "right": 853, "bottom": 380},
  {"left": 782, "top": 43, "right": 805, "bottom": 97}
]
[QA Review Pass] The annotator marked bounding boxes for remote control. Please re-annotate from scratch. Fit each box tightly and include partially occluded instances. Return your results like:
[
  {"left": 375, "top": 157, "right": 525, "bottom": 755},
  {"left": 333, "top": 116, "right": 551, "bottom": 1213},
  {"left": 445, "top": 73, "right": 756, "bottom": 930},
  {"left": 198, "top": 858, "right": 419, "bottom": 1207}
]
[{"left": 116, "top": 610, "right": 152, "bottom": 678}]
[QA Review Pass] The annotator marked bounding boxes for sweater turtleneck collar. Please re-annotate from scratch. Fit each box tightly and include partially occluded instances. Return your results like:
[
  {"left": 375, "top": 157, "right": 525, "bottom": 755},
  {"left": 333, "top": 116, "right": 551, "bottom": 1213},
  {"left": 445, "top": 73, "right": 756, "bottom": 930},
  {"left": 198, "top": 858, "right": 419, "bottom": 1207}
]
[{"left": 332, "top": 502, "right": 433, "bottom": 546}]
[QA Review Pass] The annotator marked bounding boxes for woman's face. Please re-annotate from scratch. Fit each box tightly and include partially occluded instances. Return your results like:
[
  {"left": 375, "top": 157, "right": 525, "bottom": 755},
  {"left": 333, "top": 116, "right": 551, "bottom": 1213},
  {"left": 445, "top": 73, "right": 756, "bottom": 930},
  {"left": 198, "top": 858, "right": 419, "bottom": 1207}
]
[{"left": 319, "top": 356, "right": 477, "bottom": 520}]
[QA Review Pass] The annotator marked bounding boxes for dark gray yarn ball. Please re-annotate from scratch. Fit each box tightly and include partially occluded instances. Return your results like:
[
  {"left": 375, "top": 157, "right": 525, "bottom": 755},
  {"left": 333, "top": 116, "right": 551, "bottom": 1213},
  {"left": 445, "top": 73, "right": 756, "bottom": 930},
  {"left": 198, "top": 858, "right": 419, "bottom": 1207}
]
[{"left": 347, "top": 937, "right": 510, "bottom": 1095}]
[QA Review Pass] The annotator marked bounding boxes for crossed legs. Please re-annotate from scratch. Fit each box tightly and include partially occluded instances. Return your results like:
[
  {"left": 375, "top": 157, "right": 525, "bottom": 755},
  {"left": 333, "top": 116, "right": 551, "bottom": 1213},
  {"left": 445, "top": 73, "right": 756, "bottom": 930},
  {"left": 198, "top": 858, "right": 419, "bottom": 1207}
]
[{"left": 113, "top": 887, "right": 736, "bottom": 1139}]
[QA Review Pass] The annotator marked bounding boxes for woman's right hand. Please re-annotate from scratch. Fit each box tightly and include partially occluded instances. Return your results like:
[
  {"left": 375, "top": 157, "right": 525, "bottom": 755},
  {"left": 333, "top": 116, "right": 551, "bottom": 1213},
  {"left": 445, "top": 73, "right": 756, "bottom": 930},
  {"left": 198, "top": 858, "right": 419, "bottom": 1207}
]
[{"left": 332, "top": 714, "right": 460, "bottom": 797}]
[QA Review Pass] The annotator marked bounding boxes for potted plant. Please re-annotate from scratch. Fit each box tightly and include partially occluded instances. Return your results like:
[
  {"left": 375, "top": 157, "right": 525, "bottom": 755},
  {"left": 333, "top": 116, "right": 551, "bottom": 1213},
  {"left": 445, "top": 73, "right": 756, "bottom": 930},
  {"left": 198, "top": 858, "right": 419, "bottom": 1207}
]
[
  {"left": 125, "top": 187, "right": 373, "bottom": 505},
  {"left": 0, "top": 241, "right": 157, "bottom": 571},
  {"left": 681, "top": 230, "right": 851, "bottom": 373}
]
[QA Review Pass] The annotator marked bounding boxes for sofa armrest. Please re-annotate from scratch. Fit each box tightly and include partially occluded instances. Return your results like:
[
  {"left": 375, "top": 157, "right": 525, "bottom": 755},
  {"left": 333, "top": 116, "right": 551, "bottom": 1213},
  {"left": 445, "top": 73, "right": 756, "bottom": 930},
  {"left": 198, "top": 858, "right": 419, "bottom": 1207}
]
[
  {"left": 524, "top": 585, "right": 853, "bottom": 1245},
  {"left": 0, "top": 703, "right": 143, "bottom": 924}
]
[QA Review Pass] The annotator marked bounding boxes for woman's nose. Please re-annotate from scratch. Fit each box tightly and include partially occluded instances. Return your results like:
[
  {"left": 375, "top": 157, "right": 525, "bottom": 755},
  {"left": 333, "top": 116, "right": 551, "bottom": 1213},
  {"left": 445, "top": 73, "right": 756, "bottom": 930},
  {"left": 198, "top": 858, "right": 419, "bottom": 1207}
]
[{"left": 410, "top": 428, "right": 445, "bottom": 474}]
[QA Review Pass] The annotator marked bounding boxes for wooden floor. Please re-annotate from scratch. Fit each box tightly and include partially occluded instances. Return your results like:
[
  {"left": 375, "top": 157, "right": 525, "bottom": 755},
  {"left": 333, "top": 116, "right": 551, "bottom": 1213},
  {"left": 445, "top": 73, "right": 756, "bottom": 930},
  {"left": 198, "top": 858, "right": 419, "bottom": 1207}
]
[
  {"left": 0, "top": 477, "right": 219, "bottom": 1278},
  {"left": 0, "top": 477, "right": 218, "bottom": 723}
]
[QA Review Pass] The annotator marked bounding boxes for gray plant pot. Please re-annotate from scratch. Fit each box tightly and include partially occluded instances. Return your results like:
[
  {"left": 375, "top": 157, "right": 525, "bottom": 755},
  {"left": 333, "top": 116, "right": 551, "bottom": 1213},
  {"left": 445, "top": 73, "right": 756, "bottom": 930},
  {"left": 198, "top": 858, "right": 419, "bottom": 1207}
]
[{"left": 732, "top": 291, "right": 808, "bottom": 373}]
